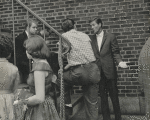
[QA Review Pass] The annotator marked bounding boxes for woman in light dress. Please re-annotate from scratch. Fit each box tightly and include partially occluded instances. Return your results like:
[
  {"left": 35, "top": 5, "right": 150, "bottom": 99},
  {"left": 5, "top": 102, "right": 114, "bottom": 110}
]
[{"left": 0, "top": 33, "right": 20, "bottom": 120}]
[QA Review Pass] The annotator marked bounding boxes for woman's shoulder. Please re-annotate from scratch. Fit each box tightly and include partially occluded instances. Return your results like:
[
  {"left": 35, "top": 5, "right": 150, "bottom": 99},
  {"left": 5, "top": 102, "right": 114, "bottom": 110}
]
[
  {"left": 7, "top": 62, "right": 18, "bottom": 72},
  {"left": 32, "top": 61, "right": 53, "bottom": 72}
]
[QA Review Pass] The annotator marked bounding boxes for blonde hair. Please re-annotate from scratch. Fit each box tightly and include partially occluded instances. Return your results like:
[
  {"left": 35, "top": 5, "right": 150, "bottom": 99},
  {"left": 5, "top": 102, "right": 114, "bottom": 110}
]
[{"left": 24, "top": 18, "right": 38, "bottom": 30}]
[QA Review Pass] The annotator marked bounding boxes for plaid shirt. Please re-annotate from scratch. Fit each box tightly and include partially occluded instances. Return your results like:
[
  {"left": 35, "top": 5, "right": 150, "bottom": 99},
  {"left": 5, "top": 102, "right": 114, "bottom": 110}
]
[{"left": 62, "top": 29, "right": 96, "bottom": 67}]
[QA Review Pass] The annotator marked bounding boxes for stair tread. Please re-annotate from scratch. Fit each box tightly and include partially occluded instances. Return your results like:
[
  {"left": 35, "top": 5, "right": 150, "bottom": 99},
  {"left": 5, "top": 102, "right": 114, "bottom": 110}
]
[{"left": 69, "top": 114, "right": 148, "bottom": 120}]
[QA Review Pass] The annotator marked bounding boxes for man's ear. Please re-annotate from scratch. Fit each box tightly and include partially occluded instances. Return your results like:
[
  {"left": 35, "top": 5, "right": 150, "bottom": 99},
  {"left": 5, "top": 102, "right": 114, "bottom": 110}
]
[
  {"left": 74, "top": 25, "right": 76, "bottom": 30},
  {"left": 26, "top": 25, "right": 30, "bottom": 33},
  {"left": 100, "top": 23, "right": 102, "bottom": 28}
]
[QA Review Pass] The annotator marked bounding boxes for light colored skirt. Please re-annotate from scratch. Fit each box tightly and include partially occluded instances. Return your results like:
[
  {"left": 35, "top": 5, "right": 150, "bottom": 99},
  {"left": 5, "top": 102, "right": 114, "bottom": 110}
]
[
  {"left": 0, "top": 93, "right": 15, "bottom": 120},
  {"left": 14, "top": 89, "right": 60, "bottom": 120},
  {"left": 24, "top": 96, "right": 60, "bottom": 120}
]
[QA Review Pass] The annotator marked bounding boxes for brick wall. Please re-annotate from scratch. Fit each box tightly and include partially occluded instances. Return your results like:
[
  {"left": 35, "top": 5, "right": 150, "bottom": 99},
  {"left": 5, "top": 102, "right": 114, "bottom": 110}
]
[{"left": 0, "top": 0, "right": 150, "bottom": 97}]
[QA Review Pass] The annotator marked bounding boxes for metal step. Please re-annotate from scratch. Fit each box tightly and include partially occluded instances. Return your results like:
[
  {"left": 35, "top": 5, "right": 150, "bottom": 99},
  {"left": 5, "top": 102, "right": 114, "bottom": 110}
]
[{"left": 69, "top": 114, "right": 148, "bottom": 120}]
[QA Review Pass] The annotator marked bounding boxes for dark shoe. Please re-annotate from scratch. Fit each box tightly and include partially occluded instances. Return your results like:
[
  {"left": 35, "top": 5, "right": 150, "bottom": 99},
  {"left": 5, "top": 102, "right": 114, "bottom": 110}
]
[{"left": 65, "top": 106, "right": 73, "bottom": 120}]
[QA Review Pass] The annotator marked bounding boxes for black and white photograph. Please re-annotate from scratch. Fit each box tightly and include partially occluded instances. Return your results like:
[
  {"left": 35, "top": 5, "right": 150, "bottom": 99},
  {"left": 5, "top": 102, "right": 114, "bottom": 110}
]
[{"left": 0, "top": 0, "right": 150, "bottom": 120}]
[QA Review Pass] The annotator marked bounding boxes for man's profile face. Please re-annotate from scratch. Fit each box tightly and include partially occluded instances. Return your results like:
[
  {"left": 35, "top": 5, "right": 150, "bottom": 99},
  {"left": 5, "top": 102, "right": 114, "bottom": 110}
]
[
  {"left": 29, "top": 22, "right": 37, "bottom": 35},
  {"left": 90, "top": 20, "right": 101, "bottom": 34}
]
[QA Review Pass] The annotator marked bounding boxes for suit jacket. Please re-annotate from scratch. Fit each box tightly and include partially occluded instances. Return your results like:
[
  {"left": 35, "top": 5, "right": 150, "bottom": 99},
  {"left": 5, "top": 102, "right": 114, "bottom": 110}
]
[
  {"left": 15, "top": 31, "right": 29, "bottom": 74},
  {"left": 90, "top": 31, "right": 122, "bottom": 79},
  {"left": 10, "top": 31, "right": 60, "bottom": 75}
]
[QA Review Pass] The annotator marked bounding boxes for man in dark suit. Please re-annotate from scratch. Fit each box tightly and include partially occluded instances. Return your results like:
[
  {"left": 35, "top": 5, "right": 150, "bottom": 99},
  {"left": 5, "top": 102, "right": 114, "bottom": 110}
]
[
  {"left": 14, "top": 19, "right": 38, "bottom": 83},
  {"left": 11, "top": 18, "right": 58, "bottom": 84},
  {"left": 89, "top": 17, "right": 129, "bottom": 120}
]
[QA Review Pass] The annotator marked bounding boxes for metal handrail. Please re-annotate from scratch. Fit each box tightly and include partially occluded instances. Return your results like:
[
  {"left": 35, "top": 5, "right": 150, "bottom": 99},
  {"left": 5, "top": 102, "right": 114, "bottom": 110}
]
[
  {"left": 15, "top": 0, "right": 71, "bottom": 55},
  {"left": 14, "top": 1, "right": 68, "bottom": 119},
  {"left": 12, "top": 0, "right": 16, "bottom": 65}
]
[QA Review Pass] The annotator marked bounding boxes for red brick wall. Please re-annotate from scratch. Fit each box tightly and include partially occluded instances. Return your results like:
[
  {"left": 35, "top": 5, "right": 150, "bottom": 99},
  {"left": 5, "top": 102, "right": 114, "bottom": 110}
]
[{"left": 0, "top": 0, "right": 150, "bottom": 97}]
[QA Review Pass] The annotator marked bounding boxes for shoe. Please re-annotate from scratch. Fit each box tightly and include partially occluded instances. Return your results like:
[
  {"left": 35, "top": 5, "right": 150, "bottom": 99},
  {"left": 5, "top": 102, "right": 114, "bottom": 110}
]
[{"left": 65, "top": 106, "right": 73, "bottom": 120}]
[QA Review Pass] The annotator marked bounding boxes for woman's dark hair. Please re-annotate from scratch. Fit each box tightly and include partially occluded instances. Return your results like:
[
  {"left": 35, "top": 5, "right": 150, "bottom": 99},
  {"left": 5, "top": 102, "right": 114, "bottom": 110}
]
[
  {"left": 61, "top": 18, "right": 75, "bottom": 32},
  {"left": 0, "top": 35, "right": 13, "bottom": 58},
  {"left": 24, "top": 35, "right": 50, "bottom": 59}
]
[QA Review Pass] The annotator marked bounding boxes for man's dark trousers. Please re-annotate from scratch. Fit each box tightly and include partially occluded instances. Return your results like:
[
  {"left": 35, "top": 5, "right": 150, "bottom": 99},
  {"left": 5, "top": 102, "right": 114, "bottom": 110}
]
[
  {"left": 57, "top": 62, "right": 100, "bottom": 120},
  {"left": 99, "top": 69, "right": 121, "bottom": 120}
]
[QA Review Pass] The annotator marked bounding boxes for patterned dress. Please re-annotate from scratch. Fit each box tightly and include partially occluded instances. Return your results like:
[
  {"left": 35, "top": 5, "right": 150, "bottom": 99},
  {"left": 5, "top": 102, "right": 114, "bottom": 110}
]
[
  {"left": 0, "top": 59, "right": 20, "bottom": 120},
  {"left": 23, "top": 61, "right": 60, "bottom": 120}
]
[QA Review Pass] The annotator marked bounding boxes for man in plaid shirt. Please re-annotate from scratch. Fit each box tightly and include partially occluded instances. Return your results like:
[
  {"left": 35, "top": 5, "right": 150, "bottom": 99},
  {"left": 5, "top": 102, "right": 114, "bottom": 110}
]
[{"left": 56, "top": 18, "right": 100, "bottom": 120}]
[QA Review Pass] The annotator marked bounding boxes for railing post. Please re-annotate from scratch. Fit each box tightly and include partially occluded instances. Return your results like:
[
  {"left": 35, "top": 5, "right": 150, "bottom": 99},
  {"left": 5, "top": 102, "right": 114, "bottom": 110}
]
[
  {"left": 58, "top": 37, "right": 65, "bottom": 120},
  {"left": 12, "top": 0, "right": 16, "bottom": 65},
  {"left": 27, "top": 10, "right": 29, "bottom": 19},
  {"left": 0, "top": 19, "right": 1, "bottom": 35},
  {"left": 26, "top": 10, "right": 32, "bottom": 72},
  {"left": 43, "top": 23, "right": 45, "bottom": 40}
]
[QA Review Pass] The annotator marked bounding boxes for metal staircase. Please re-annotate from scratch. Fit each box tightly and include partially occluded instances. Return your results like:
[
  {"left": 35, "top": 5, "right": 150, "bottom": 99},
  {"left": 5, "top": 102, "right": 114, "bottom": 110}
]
[{"left": 11, "top": 0, "right": 71, "bottom": 120}]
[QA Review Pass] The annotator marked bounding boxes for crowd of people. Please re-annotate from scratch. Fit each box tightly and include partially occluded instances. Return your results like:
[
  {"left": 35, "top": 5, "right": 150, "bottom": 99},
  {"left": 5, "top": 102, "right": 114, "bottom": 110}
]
[{"left": 0, "top": 17, "right": 129, "bottom": 120}]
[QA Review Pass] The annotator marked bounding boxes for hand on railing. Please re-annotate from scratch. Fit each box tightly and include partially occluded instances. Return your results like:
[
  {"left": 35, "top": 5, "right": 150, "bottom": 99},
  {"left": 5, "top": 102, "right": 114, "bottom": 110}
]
[
  {"left": 57, "top": 41, "right": 71, "bottom": 56},
  {"left": 40, "top": 29, "right": 52, "bottom": 37}
]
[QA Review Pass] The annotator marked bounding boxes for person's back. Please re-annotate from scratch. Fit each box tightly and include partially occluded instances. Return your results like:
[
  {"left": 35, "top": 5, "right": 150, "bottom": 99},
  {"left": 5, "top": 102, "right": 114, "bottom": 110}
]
[
  {"left": 0, "top": 60, "right": 19, "bottom": 92},
  {"left": 0, "top": 33, "right": 20, "bottom": 120},
  {"left": 53, "top": 18, "right": 100, "bottom": 120},
  {"left": 62, "top": 29, "right": 96, "bottom": 66}
]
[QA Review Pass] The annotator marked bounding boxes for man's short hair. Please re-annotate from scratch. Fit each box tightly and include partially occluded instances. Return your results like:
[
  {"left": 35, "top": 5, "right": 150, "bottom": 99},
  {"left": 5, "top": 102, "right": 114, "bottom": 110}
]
[
  {"left": 61, "top": 18, "right": 75, "bottom": 32},
  {"left": 89, "top": 17, "right": 103, "bottom": 27},
  {"left": 24, "top": 18, "right": 38, "bottom": 30},
  {"left": 24, "top": 35, "right": 50, "bottom": 59}
]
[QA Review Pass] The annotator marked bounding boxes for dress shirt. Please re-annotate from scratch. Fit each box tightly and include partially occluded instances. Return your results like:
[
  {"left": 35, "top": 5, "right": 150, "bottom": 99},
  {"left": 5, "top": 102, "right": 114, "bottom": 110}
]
[
  {"left": 96, "top": 30, "right": 104, "bottom": 51},
  {"left": 25, "top": 31, "right": 29, "bottom": 38}
]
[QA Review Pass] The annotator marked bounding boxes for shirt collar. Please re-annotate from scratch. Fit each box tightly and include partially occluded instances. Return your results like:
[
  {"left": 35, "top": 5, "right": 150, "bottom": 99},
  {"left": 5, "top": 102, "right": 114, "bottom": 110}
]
[
  {"left": 69, "top": 29, "right": 76, "bottom": 33},
  {"left": 96, "top": 30, "right": 104, "bottom": 37},
  {"left": 0, "top": 58, "right": 8, "bottom": 62},
  {"left": 25, "top": 30, "right": 29, "bottom": 38}
]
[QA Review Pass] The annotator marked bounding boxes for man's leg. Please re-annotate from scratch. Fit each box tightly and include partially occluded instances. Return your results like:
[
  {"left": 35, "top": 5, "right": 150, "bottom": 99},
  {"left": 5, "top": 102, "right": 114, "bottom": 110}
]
[
  {"left": 56, "top": 64, "right": 100, "bottom": 119},
  {"left": 99, "top": 71, "right": 111, "bottom": 120},
  {"left": 83, "top": 83, "right": 99, "bottom": 120},
  {"left": 107, "top": 79, "right": 121, "bottom": 120}
]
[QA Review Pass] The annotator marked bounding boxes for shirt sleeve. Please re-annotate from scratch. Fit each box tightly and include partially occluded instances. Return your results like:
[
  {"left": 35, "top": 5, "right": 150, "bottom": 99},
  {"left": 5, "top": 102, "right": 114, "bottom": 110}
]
[{"left": 61, "top": 33, "right": 71, "bottom": 49}]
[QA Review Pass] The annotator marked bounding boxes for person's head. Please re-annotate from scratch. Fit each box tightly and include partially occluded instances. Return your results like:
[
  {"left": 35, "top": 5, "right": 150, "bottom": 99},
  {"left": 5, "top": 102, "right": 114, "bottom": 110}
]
[
  {"left": 61, "top": 18, "right": 75, "bottom": 32},
  {"left": 24, "top": 35, "right": 50, "bottom": 59},
  {"left": 0, "top": 34, "right": 13, "bottom": 58},
  {"left": 89, "top": 17, "right": 103, "bottom": 34},
  {"left": 24, "top": 19, "right": 38, "bottom": 35}
]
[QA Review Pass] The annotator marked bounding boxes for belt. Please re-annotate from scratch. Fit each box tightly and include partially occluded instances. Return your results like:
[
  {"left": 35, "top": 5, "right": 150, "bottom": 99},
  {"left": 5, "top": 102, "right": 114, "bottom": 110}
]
[
  {"left": 0, "top": 90, "right": 12, "bottom": 94},
  {"left": 74, "top": 61, "right": 96, "bottom": 68}
]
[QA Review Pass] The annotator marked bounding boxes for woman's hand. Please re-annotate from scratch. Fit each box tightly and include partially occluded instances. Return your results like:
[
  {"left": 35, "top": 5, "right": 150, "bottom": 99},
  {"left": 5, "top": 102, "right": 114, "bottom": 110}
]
[
  {"left": 13, "top": 99, "right": 28, "bottom": 105},
  {"left": 13, "top": 99, "right": 28, "bottom": 111},
  {"left": 13, "top": 100, "right": 22, "bottom": 105}
]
